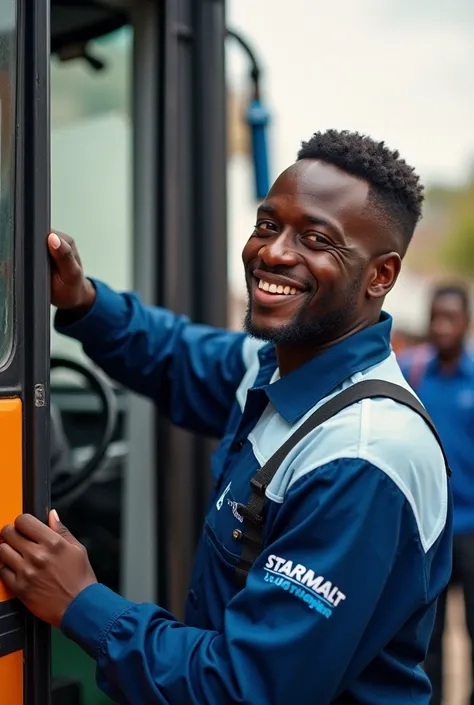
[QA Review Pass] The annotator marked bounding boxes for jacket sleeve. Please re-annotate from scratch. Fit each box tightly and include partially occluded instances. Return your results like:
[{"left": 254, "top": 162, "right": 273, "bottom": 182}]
[
  {"left": 55, "top": 279, "right": 248, "bottom": 437},
  {"left": 61, "top": 457, "right": 415, "bottom": 705}
]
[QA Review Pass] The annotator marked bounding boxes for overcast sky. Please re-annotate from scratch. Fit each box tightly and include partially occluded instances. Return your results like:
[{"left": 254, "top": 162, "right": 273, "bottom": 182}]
[
  {"left": 227, "top": 0, "right": 474, "bottom": 188},
  {"left": 225, "top": 0, "right": 474, "bottom": 307}
]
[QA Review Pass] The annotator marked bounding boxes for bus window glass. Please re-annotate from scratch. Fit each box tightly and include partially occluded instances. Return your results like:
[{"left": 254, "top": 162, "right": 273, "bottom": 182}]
[
  {"left": 0, "top": 1, "right": 16, "bottom": 367},
  {"left": 50, "top": 26, "right": 132, "bottom": 365},
  {"left": 50, "top": 28, "right": 133, "bottom": 701}
]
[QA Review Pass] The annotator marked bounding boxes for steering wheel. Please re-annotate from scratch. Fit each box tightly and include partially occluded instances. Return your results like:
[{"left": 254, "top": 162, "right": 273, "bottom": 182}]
[{"left": 50, "top": 357, "right": 118, "bottom": 504}]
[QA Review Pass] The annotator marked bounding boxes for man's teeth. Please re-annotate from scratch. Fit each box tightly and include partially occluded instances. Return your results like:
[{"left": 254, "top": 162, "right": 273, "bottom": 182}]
[{"left": 258, "top": 279, "right": 298, "bottom": 295}]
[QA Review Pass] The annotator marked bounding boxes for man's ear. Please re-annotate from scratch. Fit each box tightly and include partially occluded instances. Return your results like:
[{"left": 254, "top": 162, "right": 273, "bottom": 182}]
[{"left": 366, "top": 252, "right": 401, "bottom": 299}]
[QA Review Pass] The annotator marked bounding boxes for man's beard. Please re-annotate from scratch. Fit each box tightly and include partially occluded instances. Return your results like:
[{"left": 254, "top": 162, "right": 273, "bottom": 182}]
[{"left": 244, "top": 269, "right": 364, "bottom": 346}]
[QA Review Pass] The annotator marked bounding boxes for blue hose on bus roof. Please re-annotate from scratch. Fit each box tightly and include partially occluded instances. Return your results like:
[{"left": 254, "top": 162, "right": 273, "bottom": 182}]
[
  {"left": 247, "top": 99, "right": 270, "bottom": 200},
  {"left": 227, "top": 29, "right": 271, "bottom": 201}
]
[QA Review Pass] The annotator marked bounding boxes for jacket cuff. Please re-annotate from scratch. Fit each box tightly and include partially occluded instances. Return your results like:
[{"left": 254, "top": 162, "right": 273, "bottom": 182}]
[
  {"left": 54, "top": 279, "right": 129, "bottom": 346},
  {"left": 61, "top": 583, "right": 135, "bottom": 658}
]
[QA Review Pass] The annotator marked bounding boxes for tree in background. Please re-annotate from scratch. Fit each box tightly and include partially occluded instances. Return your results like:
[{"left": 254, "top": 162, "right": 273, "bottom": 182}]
[
  {"left": 440, "top": 177, "right": 474, "bottom": 277},
  {"left": 412, "top": 169, "right": 474, "bottom": 280}
]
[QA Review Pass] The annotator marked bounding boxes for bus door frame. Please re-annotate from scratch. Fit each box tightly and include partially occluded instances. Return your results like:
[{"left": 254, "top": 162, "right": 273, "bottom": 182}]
[{"left": 0, "top": 0, "right": 51, "bottom": 703}]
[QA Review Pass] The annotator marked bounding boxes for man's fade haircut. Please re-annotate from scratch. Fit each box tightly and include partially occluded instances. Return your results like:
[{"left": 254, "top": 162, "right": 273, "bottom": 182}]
[{"left": 297, "top": 129, "right": 424, "bottom": 250}]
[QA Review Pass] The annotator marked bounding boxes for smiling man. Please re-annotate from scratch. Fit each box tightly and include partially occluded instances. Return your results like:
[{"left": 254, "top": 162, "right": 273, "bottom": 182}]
[{"left": 0, "top": 130, "right": 452, "bottom": 704}]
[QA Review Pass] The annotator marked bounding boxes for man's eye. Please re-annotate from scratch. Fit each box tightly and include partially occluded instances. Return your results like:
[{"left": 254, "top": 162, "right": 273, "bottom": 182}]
[
  {"left": 305, "top": 233, "right": 331, "bottom": 245},
  {"left": 254, "top": 221, "right": 278, "bottom": 234}
]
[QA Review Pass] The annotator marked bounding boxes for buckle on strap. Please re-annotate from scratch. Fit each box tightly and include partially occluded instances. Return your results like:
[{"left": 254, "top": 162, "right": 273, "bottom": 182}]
[
  {"left": 250, "top": 477, "right": 267, "bottom": 494},
  {"left": 236, "top": 502, "right": 263, "bottom": 525}
]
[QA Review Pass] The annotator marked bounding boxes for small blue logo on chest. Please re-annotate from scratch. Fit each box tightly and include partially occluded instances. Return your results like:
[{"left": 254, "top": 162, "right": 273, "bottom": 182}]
[
  {"left": 216, "top": 482, "right": 232, "bottom": 510},
  {"left": 216, "top": 481, "right": 244, "bottom": 522}
]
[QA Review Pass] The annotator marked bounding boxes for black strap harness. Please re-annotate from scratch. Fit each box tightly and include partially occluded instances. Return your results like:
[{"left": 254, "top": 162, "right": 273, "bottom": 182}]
[{"left": 234, "top": 379, "right": 450, "bottom": 587}]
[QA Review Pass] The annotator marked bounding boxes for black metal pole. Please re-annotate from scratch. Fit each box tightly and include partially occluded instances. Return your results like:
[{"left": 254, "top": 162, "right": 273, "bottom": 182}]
[{"left": 226, "top": 28, "right": 262, "bottom": 101}]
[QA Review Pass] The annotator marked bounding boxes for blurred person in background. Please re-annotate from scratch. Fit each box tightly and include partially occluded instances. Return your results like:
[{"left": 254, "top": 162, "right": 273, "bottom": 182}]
[{"left": 399, "top": 284, "right": 474, "bottom": 705}]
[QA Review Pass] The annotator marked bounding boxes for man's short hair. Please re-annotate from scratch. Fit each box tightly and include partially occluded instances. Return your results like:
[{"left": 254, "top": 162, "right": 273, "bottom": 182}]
[
  {"left": 432, "top": 283, "right": 471, "bottom": 317},
  {"left": 297, "top": 129, "right": 424, "bottom": 251}
]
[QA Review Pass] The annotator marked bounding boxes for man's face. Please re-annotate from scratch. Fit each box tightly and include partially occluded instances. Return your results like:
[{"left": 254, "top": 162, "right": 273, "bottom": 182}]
[
  {"left": 429, "top": 294, "right": 469, "bottom": 356},
  {"left": 242, "top": 160, "right": 395, "bottom": 346}
]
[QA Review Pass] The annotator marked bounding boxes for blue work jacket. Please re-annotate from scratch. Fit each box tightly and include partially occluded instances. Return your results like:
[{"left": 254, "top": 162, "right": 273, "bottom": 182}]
[{"left": 58, "top": 281, "right": 452, "bottom": 704}]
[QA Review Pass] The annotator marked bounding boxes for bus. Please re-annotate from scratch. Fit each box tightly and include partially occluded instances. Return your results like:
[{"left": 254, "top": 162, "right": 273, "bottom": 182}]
[{"left": 0, "top": 0, "right": 235, "bottom": 702}]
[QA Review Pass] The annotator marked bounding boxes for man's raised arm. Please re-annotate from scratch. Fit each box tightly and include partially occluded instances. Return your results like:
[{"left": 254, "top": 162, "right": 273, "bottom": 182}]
[{"left": 49, "top": 232, "right": 251, "bottom": 438}]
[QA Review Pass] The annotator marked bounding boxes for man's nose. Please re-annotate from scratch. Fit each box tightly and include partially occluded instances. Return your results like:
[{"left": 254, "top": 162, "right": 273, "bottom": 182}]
[{"left": 259, "top": 233, "right": 299, "bottom": 268}]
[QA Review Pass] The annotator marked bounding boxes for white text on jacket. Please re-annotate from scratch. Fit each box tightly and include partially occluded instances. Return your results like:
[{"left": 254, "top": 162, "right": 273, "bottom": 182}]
[{"left": 264, "top": 554, "right": 346, "bottom": 607}]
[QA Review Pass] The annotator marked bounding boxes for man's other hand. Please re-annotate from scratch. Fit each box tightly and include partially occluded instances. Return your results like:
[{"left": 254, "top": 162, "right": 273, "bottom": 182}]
[
  {"left": 48, "top": 231, "right": 96, "bottom": 313},
  {"left": 0, "top": 511, "right": 97, "bottom": 628}
]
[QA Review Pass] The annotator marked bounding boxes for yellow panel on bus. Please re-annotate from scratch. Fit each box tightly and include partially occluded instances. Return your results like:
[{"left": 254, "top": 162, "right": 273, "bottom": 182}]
[{"left": 0, "top": 398, "right": 24, "bottom": 705}]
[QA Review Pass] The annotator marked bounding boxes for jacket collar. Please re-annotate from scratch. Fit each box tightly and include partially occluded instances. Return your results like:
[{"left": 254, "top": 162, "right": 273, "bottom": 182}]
[{"left": 253, "top": 312, "right": 393, "bottom": 424}]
